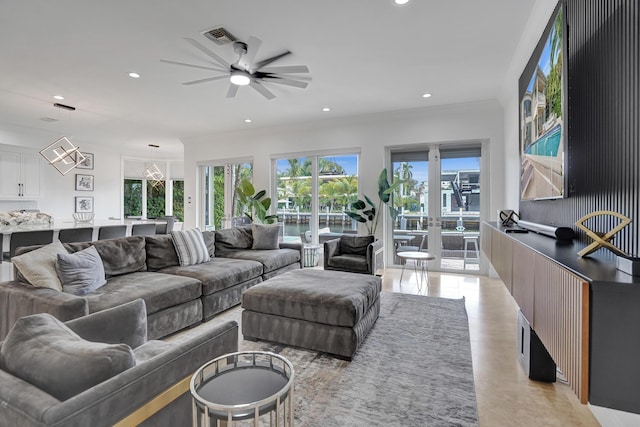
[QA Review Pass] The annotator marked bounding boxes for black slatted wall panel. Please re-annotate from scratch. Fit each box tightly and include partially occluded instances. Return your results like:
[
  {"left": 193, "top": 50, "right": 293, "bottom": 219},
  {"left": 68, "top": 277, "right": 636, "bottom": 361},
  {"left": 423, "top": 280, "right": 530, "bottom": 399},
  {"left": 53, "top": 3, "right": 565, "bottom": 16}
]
[{"left": 520, "top": 0, "right": 640, "bottom": 255}]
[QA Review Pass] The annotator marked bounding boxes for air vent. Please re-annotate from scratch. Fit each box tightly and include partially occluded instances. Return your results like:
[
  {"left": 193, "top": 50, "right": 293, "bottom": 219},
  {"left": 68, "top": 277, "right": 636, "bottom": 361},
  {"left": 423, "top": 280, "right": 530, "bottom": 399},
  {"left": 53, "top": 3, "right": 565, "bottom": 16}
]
[
  {"left": 202, "top": 27, "right": 237, "bottom": 45},
  {"left": 40, "top": 117, "right": 58, "bottom": 122}
]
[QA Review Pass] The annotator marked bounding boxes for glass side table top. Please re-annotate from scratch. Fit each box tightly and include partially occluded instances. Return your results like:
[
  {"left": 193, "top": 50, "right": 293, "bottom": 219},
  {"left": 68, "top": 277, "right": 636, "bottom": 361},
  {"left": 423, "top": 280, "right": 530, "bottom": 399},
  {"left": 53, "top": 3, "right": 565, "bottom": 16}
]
[{"left": 191, "top": 351, "right": 295, "bottom": 425}]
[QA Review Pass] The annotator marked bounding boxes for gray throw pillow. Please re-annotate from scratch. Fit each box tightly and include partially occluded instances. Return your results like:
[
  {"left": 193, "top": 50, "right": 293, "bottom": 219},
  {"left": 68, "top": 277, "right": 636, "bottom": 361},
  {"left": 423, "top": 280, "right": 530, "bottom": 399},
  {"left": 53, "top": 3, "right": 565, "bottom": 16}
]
[
  {"left": 91, "top": 236, "right": 147, "bottom": 277},
  {"left": 339, "top": 235, "right": 375, "bottom": 256},
  {"left": 56, "top": 245, "right": 107, "bottom": 296},
  {"left": 144, "top": 234, "right": 180, "bottom": 271},
  {"left": 0, "top": 314, "right": 135, "bottom": 401},
  {"left": 11, "top": 240, "right": 68, "bottom": 291},
  {"left": 252, "top": 224, "right": 280, "bottom": 250}
]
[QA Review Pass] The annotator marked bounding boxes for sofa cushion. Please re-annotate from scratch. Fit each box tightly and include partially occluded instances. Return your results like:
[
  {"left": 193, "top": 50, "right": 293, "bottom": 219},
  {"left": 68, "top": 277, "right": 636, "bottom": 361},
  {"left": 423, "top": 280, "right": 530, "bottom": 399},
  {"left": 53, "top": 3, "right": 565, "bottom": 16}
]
[
  {"left": 171, "top": 228, "right": 210, "bottom": 266},
  {"left": 0, "top": 313, "right": 135, "bottom": 401},
  {"left": 339, "top": 235, "right": 374, "bottom": 256},
  {"left": 84, "top": 272, "right": 202, "bottom": 315},
  {"left": 214, "top": 226, "right": 253, "bottom": 256},
  {"left": 223, "top": 248, "right": 301, "bottom": 274},
  {"left": 327, "top": 254, "right": 369, "bottom": 273},
  {"left": 68, "top": 236, "right": 147, "bottom": 277},
  {"left": 145, "top": 234, "right": 180, "bottom": 271},
  {"left": 11, "top": 240, "right": 67, "bottom": 291},
  {"left": 251, "top": 224, "right": 280, "bottom": 250},
  {"left": 56, "top": 245, "right": 107, "bottom": 296},
  {"left": 202, "top": 231, "right": 216, "bottom": 258},
  {"left": 159, "top": 257, "right": 263, "bottom": 296}
]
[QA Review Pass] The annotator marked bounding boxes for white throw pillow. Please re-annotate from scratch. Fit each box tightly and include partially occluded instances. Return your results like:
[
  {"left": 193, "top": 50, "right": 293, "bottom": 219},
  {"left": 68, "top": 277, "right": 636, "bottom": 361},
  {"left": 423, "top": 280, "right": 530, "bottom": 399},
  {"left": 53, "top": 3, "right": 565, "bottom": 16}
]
[
  {"left": 171, "top": 228, "right": 210, "bottom": 266},
  {"left": 11, "top": 240, "right": 68, "bottom": 291}
]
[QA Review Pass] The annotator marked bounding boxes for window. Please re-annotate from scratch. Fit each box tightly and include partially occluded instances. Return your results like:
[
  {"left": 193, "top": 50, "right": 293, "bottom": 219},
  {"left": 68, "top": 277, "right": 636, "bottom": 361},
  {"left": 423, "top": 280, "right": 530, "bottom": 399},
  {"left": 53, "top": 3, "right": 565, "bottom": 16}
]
[
  {"left": 123, "top": 159, "right": 183, "bottom": 220},
  {"left": 275, "top": 152, "right": 359, "bottom": 243}
]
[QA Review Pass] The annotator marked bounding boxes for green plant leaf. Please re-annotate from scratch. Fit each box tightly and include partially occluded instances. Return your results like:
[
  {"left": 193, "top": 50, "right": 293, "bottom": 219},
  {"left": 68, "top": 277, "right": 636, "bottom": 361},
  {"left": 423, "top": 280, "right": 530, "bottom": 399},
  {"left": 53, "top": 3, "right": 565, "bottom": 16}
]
[
  {"left": 352, "top": 200, "right": 366, "bottom": 210},
  {"left": 254, "top": 189, "right": 266, "bottom": 200},
  {"left": 363, "top": 194, "right": 376, "bottom": 209},
  {"left": 378, "top": 169, "right": 391, "bottom": 203},
  {"left": 239, "top": 179, "right": 255, "bottom": 197}
]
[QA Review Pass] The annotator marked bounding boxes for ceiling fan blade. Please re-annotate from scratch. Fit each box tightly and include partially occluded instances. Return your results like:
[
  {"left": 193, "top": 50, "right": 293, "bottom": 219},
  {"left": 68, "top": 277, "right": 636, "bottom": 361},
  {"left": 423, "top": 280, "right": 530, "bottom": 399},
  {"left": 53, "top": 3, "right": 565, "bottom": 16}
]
[
  {"left": 226, "top": 84, "right": 239, "bottom": 98},
  {"left": 250, "top": 81, "right": 276, "bottom": 100},
  {"left": 182, "top": 75, "right": 229, "bottom": 85},
  {"left": 261, "top": 76, "right": 309, "bottom": 89},
  {"left": 184, "top": 37, "right": 230, "bottom": 68},
  {"left": 258, "top": 65, "right": 309, "bottom": 74},
  {"left": 160, "top": 59, "right": 227, "bottom": 73},
  {"left": 253, "top": 51, "right": 291, "bottom": 70},
  {"left": 239, "top": 36, "right": 262, "bottom": 70}
]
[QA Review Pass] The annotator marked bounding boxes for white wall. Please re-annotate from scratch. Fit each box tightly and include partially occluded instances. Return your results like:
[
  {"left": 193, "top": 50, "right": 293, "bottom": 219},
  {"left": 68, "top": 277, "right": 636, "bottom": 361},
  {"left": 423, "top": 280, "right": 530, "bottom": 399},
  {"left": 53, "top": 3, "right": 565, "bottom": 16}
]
[
  {"left": 0, "top": 125, "right": 180, "bottom": 220},
  {"left": 182, "top": 100, "right": 506, "bottom": 231}
]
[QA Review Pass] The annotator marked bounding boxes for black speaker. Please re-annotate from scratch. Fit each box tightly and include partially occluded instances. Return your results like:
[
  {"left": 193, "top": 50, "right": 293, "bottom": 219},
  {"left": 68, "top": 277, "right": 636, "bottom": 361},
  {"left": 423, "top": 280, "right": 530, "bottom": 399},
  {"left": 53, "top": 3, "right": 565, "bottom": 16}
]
[{"left": 517, "top": 310, "right": 557, "bottom": 382}]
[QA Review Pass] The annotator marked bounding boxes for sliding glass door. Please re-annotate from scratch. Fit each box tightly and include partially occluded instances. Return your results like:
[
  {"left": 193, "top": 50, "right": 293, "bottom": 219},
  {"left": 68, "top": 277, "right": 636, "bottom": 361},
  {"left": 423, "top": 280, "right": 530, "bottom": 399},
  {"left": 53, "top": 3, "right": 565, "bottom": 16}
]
[{"left": 390, "top": 145, "right": 481, "bottom": 272}]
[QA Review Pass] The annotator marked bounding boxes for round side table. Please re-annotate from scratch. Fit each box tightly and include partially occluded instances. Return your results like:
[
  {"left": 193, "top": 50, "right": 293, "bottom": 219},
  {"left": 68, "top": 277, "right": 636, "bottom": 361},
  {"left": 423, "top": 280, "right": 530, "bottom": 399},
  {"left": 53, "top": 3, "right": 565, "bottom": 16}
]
[
  {"left": 190, "top": 351, "right": 295, "bottom": 426},
  {"left": 397, "top": 251, "right": 436, "bottom": 288}
]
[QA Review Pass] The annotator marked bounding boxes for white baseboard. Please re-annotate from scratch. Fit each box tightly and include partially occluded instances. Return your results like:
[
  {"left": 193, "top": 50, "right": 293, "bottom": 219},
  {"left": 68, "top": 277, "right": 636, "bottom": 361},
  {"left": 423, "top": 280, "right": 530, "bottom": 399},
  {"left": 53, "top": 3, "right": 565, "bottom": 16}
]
[{"left": 589, "top": 404, "right": 640, "bottom": 427}]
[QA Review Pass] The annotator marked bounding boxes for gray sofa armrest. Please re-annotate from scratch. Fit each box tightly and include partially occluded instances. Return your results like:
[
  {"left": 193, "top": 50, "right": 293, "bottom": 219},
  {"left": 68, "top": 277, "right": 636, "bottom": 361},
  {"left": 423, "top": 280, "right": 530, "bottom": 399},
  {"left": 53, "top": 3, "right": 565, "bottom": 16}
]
[
  {"left": 279, "top": 241, "right": 303, "bottom": 267},
  {"left": 323, "top": 238, "right": 341, "bottom": 266},
  {"left": 0, "top": 281, "right": 88, "bottom": 341},
  {"left": 367, "top": 239, "right": 384, "bottom": 274},
  {"left": 66, "top": 299, "right": 147, "bottom": 349}
]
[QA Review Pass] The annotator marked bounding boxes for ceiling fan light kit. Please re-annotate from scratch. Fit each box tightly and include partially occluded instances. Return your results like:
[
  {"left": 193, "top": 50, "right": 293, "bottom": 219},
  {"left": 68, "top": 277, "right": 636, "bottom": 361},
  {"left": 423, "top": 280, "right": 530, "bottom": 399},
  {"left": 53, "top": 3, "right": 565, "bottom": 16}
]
[
  {"left": 230, "top": 69, "right": 251, "bottom": 86},
  {"left": 162, "top": 33, "right": 311, "bottom": 99}
]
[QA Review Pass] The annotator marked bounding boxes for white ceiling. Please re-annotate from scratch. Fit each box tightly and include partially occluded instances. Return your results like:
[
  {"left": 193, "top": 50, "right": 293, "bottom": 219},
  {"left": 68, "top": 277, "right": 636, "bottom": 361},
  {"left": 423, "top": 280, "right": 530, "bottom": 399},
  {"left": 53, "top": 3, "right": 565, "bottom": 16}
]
[{"left": 0, "top": 0, "right": 535, "bottom": 157}]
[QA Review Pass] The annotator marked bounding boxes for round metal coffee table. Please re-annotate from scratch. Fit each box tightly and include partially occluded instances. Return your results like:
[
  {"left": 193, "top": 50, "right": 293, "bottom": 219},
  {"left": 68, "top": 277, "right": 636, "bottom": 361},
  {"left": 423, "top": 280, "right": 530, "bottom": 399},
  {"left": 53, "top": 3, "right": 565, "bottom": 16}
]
[
  {"left": 397, "top": 251, "right": 435, "bottom": 287},
  {"left": 190, "top": 351, "right": 295, "bottom": 426}
]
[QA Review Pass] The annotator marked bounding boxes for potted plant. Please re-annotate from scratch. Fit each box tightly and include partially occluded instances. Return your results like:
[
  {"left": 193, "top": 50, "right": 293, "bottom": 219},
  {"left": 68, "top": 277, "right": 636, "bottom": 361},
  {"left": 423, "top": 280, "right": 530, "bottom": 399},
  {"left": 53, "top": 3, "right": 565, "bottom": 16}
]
[
  {"left": 236, "top": 179, "right": 278, "bottom": 224},
  {"left": 346, "top": 168, "right": 403, "bottom": 235}
]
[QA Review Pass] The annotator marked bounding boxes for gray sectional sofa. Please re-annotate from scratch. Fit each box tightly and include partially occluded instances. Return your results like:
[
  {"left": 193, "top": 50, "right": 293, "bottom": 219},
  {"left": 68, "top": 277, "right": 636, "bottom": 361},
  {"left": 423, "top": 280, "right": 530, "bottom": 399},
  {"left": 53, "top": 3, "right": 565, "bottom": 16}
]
[
  {"left": 0, "top": 299, "right": 239, "bottom": 427},
  {"left": 0, "top": 226, "right": 302, "bottom": 341}
]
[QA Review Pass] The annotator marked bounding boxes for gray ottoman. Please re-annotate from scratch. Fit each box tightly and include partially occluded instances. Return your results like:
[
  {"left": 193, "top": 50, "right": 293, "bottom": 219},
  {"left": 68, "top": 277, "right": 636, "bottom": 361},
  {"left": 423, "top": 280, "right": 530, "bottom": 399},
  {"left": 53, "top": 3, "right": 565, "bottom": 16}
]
[{"left": 241, "top": 269, "right": 381, "bottom": 360}]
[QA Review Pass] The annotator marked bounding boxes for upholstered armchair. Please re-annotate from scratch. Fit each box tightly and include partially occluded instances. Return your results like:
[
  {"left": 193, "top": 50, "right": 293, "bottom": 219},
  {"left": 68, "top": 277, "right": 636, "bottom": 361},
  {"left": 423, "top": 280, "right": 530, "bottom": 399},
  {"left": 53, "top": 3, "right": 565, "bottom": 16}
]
[
  {"left": 323, "top": 235, "right": 383, "bottom": 275},
  {"left": 0, "top": 299, "right": 238, "bottom": 427}
]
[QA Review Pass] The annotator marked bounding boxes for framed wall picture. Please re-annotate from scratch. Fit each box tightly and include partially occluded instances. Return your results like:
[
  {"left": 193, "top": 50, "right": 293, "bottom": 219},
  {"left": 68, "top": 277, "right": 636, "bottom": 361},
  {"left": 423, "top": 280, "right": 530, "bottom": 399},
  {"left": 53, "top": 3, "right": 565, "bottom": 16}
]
[
  {"left": 75, "top": 174, "right": 94, "bottom": 191},
  {"left": 76, "top": 152, "right": 94, "bottom": 170},
  {"left": 75, "top": 196, "right": 94, "bottom": 213}
]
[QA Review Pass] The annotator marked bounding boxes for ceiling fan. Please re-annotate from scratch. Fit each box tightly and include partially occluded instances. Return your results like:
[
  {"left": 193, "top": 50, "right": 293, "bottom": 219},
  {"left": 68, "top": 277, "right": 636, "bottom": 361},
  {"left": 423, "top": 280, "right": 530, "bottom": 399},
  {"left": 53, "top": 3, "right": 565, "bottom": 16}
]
[{"left": 161, "top": 36, "right": 311, "bottom": 100}]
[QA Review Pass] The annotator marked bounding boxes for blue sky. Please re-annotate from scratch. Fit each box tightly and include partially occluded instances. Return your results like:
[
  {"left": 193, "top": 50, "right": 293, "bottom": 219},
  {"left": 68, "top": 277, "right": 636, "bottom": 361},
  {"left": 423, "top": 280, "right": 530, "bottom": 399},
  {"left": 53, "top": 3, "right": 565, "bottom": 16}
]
[{"left": 277, "top": 156, "right": 479, "bottom": 184}]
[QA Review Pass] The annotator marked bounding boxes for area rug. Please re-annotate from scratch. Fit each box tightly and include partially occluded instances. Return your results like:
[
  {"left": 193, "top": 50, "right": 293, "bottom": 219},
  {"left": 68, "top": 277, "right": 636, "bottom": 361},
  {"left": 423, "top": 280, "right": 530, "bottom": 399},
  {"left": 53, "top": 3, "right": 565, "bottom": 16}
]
[{"left": 174, "top": 292, "right": 478, "bottom": 426}]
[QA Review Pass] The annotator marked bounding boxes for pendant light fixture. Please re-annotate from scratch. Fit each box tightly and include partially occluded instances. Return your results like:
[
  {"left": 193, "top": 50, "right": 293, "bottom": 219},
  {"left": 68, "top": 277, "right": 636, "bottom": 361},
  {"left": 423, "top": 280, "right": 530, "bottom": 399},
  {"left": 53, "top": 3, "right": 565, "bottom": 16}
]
[
  {"left": 39, "top": 103, "right": 86, "bottom": 175},
  {"left": 143, "top": 144, "right": 165, "bottom": 188}
]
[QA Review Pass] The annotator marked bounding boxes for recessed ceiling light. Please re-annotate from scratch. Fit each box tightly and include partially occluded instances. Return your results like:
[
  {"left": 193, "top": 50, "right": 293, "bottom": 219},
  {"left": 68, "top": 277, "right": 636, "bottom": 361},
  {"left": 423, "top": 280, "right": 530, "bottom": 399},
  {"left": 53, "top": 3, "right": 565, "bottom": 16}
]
[
  {"left": 245, "top": 119, "right": 252, "bottom": 123},
  {"left": 128, "top": 72, "right": 141, "bottom": 78},
  {"left": 394, "top": 0, "right": 411, "bottom": 5},
  {"left": 322, "top": 107, "right": 331, "bottom": 112},
  {"left": 422, "top": 93, "right": 432, "bottom": 98},
  {"left": 53, "top": 95, "right": 64, "bottom": 100}
]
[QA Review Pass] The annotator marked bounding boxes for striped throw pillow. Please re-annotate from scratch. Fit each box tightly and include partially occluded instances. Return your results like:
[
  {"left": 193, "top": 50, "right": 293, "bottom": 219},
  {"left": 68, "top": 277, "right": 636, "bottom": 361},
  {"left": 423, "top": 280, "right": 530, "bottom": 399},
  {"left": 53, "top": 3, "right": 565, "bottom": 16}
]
[{"left": 171, "top": 228, "right": 210, "bottom": 266}]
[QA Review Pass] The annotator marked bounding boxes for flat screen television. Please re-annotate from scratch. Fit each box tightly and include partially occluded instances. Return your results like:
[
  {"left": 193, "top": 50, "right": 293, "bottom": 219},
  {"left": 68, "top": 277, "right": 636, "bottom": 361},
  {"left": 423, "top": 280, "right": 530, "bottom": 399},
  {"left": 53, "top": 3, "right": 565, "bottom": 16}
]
[{"left": 519, "top": 1, "right": 567, "bottom": 201}]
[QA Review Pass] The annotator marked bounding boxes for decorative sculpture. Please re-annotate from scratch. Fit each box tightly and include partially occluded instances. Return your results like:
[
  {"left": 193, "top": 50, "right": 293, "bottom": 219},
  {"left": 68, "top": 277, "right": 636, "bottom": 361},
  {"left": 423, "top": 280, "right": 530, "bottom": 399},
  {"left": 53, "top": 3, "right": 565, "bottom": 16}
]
[
  {"left": 575, "top": 210, "right": 632, "bottom": 257},
  {"left": 499, "top": 210, "right": 520, "bottom": 226}
]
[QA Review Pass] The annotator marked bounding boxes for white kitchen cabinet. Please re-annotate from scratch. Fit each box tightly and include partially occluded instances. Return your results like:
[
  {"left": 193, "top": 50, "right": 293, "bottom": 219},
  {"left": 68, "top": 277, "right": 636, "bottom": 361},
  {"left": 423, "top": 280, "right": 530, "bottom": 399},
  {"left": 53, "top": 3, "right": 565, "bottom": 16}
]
[{"left": 0, "top": 151, "right": 41, "bottom": 199}]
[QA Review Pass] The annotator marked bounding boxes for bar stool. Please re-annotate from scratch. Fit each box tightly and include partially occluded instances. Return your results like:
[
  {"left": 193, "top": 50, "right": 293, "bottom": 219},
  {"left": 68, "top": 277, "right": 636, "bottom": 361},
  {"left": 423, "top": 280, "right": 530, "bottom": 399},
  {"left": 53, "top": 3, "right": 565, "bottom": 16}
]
[
  {"left": 4, "top": 230, "right": 55, "bottom": 260},
  {"left": 131, "top": 223, "right": 156, "bottom": 236},
  {"left": 98, "top": 225, "right": 127, "bottom": 240},
  {"left": 58, "top": 227, "right": 94, "bottom": 243},
  {"left": 463, "top": 235, "right": 479, "bottom": 268}
]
